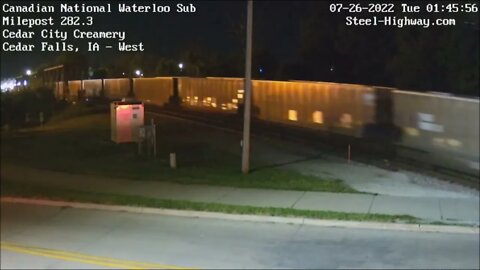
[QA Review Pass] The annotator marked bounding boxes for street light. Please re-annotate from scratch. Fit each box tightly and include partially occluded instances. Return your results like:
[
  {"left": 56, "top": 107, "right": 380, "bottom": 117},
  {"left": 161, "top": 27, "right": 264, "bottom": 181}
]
[
  {"left": 135, "top": 70, "right": 141, "bottom": 76},
  {"left": 26, "top": 69, "right": 31, "bottom": 76},
  {"left": 178, "top": 63, "right": 184, "bottom": 70}
]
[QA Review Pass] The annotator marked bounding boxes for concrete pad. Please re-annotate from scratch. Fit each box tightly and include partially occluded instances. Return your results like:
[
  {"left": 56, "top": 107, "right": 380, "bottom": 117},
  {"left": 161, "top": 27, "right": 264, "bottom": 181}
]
[
  {"left": 439, "top": 198, "right": 480, "bottom": 223},
  {"left": 286, "top": 157, "right": 479, "bottom": 199},
  {"left": 216, "top": 188, "right": 304, "bottom": 208},
  {"left": 292, "top": 192, "right": 374, "bottom": 213},
  {"left": 370, "top": 195, "right": 441, "bottom": 220}
]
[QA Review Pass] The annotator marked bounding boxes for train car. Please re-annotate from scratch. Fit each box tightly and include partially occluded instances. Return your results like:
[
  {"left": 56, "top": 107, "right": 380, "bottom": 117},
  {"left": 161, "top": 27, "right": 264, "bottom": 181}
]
[
  {"left": 53, "top": 81, "right": 65, "bottom": 100},
  {"left": 177, "top": 77, "right": 243, "bottom": 112},
  {"left": 252, "top": 80, "right": 377, "bottom": 138},
  {"left": 104, "top": 78, "right": 131, "bottom": 100},
  {"left": 82, "top": 79, "right": 103, "bottom": 97},
  {"left": 42, "top": 63, "right": 87, "bottom": 100},
  {"left": 133, "top": 77, "right": 173, "bottom": 106},
  {"left": 67, "top": 80, "right": 82, "bottom": 101},
  {"left": 393, "top": 90, "right": 480, "bottom": 176}
]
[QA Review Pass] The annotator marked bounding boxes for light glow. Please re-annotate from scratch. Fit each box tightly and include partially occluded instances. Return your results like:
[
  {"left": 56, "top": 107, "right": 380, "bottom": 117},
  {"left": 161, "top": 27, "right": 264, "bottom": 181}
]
[
  {"left": 288, "top": 110, "right": 298, "bottom": 121},
  {"left": 1, "top": 78, "right": 16, "bottom": 91},
  {"left": 312, "top": 111, "right": 324, "bottom": 124},
  {"left": 404, "top": 127, "right": 420, "bottom": 136},
  {"left": 117, "top": 105, "right": 130, "bottom": 110}
]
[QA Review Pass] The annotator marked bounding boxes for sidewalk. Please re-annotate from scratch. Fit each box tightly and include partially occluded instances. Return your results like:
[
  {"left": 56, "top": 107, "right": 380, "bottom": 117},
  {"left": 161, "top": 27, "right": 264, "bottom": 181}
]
[{"left": 1, "top": 163, "right": 479, "bottom": 225}]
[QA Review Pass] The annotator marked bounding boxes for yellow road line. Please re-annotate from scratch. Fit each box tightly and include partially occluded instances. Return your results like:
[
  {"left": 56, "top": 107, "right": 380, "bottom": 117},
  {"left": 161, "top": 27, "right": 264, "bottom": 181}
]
[
  {"left": 1, "top": 241, "right": 196, "bottom": 270},
  {"left": 1, "top": 244, "right": 145, "bottom": 269},
  {"left": 1, "top": 242, "right": 194, "bottom": 269}
]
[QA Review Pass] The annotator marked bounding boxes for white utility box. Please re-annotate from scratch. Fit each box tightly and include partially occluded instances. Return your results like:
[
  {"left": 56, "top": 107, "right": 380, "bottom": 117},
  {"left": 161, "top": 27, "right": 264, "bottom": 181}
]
[{"left": 110, "top": 99, "right": 144, "bottom": 143}]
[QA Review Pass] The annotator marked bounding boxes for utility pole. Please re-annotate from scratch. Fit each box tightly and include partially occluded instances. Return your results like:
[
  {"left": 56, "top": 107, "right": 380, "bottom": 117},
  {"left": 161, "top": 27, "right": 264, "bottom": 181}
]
[{"left": 241, "top": 0, "right": 253, "bottom": 174}]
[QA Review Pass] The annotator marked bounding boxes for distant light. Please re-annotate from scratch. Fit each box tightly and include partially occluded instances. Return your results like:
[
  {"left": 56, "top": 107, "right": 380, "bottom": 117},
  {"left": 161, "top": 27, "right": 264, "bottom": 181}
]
[
  {"left": 330, "top": 66, "right": 334, "bottom": 72},
  {"left": 178, "top": 63, "right": 184, "bottom": 69},
  {"left": 135, "top": 70, "right": 141, "bottom": 76},
  {"left": 1, "top": 78, "right": 16, "bottom": 91},
  {"left": 259, "top": 67, "right": 263, "bottom": 73},
  {"left": 140, "top": 73, "right": 144, "bottom": 77},
  {"left": 26, "top": 69, "right": 31, "bottom": 76},
  {"left": 122, "top": 72, "right": 125, "bottom": 76},
  {"left": 23, "top": 80, "right": 27, "bottom": 86}
]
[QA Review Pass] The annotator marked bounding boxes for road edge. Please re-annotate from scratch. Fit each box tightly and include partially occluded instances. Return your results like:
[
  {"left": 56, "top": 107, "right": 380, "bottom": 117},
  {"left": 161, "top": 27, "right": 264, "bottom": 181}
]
[{"left": 2, "top": 196, "right": 478, "bottom": 234}]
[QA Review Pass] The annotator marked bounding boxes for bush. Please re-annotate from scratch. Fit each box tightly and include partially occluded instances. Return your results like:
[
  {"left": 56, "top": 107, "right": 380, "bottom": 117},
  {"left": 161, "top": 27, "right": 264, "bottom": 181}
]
[{"left": 1, "top": 86, "right": 57, "bottom": 128}]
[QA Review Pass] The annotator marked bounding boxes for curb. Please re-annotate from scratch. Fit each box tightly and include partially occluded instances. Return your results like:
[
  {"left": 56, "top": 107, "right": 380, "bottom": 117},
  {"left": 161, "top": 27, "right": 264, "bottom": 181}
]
[{"left": 2, "top": 197, "right": 479, "bottom": 234}]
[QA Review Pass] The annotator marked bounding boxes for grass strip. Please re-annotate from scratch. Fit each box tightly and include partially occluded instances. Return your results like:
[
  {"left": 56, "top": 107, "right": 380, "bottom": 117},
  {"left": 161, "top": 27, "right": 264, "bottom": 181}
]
[
  {"left": 2, "top": 109, "right": 360, "bottom": 194},
  {"left": 1, "top": 181, "right": 416, "bottom": 224}
]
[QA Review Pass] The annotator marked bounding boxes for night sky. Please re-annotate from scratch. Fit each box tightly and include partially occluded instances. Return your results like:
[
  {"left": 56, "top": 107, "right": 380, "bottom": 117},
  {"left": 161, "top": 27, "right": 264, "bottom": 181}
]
[{"left": 1, "top": 0, "right": 309, "bottom": 78}]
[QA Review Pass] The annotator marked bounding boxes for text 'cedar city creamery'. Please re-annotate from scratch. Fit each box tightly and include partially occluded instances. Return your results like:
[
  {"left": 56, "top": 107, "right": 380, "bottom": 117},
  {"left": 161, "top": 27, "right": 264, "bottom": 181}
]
[{"left": 3, "top": 29, "right": 126, "bottom": 42}]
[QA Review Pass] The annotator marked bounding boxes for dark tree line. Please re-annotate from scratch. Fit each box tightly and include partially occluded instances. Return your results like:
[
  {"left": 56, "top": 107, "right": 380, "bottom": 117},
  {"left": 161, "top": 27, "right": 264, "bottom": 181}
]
[{"left": 290, "top": 2, "right": 479, "bottom": 96}]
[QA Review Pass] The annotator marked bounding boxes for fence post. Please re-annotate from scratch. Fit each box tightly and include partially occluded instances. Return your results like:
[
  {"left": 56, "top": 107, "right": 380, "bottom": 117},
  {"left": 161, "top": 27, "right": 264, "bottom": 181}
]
[
  {"left": 170, "top": 153, "right": 176, "bottom": 169},
  {"left": 151, "top": 119, "right": 156, "bottom": 158},
  {"left": 348, "top": 144, "right": 351, "bottom": 163}
]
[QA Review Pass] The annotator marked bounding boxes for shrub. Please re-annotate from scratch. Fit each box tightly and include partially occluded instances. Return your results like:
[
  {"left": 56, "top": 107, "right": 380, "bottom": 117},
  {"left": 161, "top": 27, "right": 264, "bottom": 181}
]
[{"left": 1, "top": 86, "right": 57, "bottom": 128}]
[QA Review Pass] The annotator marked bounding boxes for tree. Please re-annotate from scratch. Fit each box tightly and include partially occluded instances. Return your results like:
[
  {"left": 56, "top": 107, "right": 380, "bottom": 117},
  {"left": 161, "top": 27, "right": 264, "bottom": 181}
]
[
  {"left": 387, "top": 11, "right": 479, "bottom": 96},
  {"left": 154, "top": 57, "right": 176, "bottom": 76},
  {"left": 54, "top": 52, "right": 89, "bottom": 80}
]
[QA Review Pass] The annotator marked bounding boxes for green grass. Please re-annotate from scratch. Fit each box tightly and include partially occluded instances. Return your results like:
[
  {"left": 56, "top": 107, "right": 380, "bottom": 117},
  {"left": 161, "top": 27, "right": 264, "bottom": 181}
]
[
  {"left": 1, "top": 104, "right": 357, "bottom": 193},
  {"left": 47, "top": 102, "right": 109, "bottom": 123},
  {"left": 0, "top": 181, "right": 415, "bottom": 223}
]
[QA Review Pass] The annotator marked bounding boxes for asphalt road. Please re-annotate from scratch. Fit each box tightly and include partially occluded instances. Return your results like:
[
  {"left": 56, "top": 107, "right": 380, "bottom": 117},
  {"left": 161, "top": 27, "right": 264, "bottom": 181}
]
[{"left": 1, "top": 202, "right": 479, "bottom": 269}]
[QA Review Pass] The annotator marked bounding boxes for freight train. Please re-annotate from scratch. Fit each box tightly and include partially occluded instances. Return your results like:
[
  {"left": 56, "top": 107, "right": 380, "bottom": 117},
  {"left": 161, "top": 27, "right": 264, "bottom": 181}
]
[{"left": 53, "top": 76, "right": 480, "bottom": 177}]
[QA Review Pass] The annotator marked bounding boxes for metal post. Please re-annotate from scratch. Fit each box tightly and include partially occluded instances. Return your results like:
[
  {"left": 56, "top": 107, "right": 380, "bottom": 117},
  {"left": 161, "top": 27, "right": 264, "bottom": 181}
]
[
  {"left": 241, "top": 0, "right": 253, "bottom": 174},
  {"left": 129, "top": 78, "right": 134, "bottom": 98},
  {"left": 101, "top": 78, "right": 105, "bottom": 97},
  {"left": 170, "top": 153, "right": 177, "bottom": 169},
  {"left": 151, "top": 119, "right": 156, "bottom": 158},
  {"left": 138, "top": 140, "right": 142, "bottom": 156},
  {"left": 39, "top": 112, "right": 44, "bottom": 126},
  {"left": 348, "top": 144, "right": 351, "bottom": 163}
]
